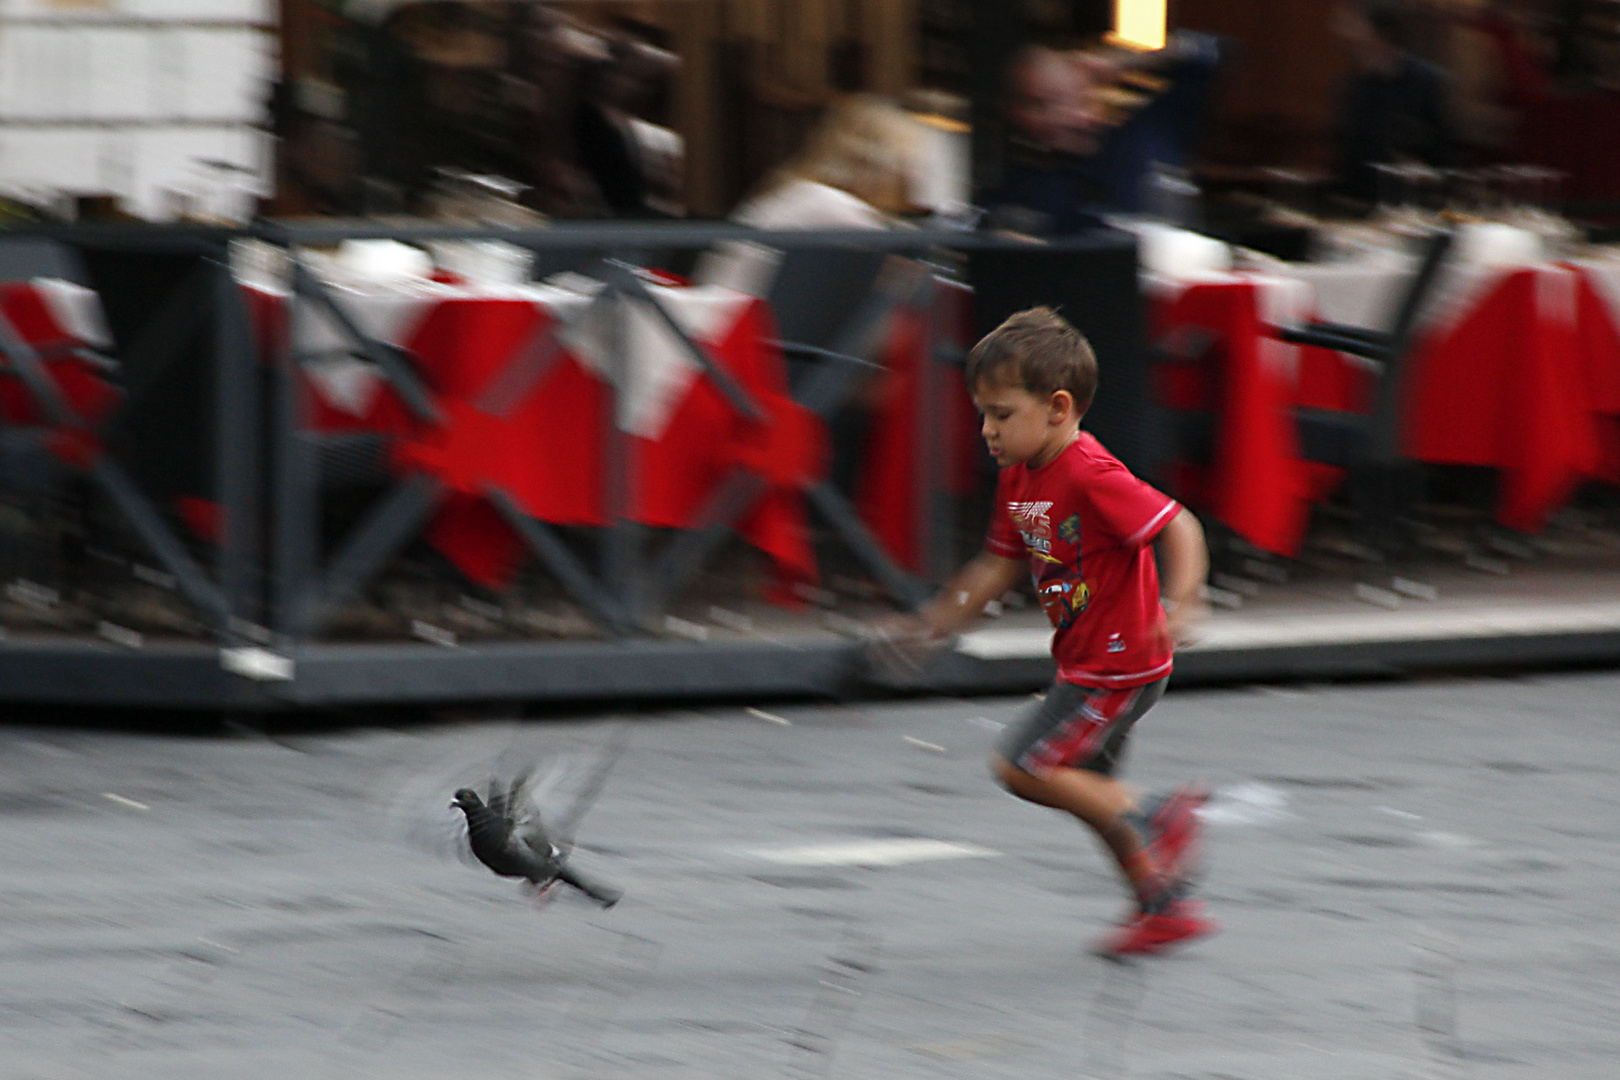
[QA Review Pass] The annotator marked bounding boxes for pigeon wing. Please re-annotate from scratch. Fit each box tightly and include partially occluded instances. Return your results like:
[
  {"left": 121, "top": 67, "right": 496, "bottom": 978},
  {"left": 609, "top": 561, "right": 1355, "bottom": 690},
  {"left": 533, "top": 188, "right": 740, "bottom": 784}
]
[{"left": 550, "top": 721, "right": 630, "bottom": 849}]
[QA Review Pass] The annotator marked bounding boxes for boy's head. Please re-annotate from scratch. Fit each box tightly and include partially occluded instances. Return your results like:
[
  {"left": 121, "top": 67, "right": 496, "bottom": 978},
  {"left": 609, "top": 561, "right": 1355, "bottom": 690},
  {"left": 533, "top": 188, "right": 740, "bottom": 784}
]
[
  {"left": 966, "top": 306, "right": 1098, "bottom": 411},
  {"left": 966, "top": 307, "right": 1098, "bottom": 468}
]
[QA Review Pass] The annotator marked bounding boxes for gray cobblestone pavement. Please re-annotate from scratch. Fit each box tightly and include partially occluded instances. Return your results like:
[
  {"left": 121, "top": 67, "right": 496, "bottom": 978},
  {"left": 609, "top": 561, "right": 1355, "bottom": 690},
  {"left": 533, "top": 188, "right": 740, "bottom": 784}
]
[{"left": 5, "top": 670, "right": 1620, "bottom": 1079}]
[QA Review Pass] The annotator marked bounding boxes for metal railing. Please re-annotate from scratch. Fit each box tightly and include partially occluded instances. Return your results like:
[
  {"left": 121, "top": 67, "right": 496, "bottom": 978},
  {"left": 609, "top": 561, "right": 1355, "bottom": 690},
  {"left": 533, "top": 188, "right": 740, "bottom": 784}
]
[{"left": 4, "top": 221, "right": 1096, "bottom": 656}]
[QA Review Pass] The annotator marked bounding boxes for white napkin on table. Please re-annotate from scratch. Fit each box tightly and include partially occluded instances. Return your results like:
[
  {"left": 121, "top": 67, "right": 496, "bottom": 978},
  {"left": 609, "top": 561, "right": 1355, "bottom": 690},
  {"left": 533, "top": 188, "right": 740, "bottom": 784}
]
[
  {"left": 30, "top": 278, "right": 114, "bottom": 349},
  {"left": 1133, "top": 223, "right": 1233, "bottom": 281},
  {"left": 557, "top": 281, "right": 753, "bottom": 439}
]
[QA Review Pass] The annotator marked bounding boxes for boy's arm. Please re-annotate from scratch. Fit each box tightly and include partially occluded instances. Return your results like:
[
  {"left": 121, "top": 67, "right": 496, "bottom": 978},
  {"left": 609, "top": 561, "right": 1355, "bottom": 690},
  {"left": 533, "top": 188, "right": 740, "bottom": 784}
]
[
  {"left": 1154, "top": 507, "right": 1209, "bottom": 646},
  {"left": 912, "top": 552, "right": 1025, "bottom": 639}
]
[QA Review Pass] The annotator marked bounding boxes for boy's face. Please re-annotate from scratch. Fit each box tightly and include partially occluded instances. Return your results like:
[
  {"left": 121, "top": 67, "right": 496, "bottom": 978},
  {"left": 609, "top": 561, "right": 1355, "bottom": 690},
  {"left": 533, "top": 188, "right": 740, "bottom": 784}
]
[{"left": 971, "top": 377, "right": 1075, "bottom": 468}]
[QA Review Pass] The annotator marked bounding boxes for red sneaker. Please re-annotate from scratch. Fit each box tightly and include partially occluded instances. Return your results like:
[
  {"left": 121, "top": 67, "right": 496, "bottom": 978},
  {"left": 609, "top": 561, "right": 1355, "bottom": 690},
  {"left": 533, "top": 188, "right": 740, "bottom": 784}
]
[
  {"left": 1145, "top": 783, "right": 1208, "bottom": 884},
  {"left": 1095, "top": 899, "right": 1216, "bottom": 957}
]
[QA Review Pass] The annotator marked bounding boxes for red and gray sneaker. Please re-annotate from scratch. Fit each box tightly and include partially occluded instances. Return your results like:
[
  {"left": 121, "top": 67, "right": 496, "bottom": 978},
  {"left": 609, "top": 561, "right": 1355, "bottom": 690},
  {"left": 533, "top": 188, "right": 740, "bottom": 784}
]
[
  {"left": 1094, "top": 898, "right": 1216, "bottom": 957},
  {"left": 1144, "top": 783, "right": 1208, "bottom": 885}
]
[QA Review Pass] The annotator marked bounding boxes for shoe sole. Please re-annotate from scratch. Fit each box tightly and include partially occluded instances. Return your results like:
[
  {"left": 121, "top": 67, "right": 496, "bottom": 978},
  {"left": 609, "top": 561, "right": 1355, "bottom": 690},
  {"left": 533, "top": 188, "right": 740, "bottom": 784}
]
[{"left": 1095, "top": 917, "right": 1217, "bottom": 957}]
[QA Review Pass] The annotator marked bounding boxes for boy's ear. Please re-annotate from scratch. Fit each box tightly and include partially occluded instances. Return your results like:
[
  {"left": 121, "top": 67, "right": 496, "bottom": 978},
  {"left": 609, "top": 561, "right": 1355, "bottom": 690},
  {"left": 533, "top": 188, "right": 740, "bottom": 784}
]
[{"left": 1048, "top": 389, "right": 1076, "bottom": 423}]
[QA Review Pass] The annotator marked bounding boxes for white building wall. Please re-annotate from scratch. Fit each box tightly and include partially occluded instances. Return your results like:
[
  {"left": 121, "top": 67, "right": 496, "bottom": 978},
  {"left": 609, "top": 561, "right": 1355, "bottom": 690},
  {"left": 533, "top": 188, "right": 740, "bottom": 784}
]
[{"left": 0, "top": 0, "right": 277, "bottom": 221}]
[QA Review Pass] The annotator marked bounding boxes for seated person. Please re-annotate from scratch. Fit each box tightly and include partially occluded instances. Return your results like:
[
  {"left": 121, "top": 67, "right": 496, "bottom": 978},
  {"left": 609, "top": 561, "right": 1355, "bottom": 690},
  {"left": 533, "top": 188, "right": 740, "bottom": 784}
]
[
  {"left": 1438, "top": 0, "right": 1550, "bottom": 163},
  {"left": 1333, "top": 0, "right": 1460, "bottom": 205},
  {"left": 983, "top": 31, "right": 1225, "bottom": 237},
  {"left": 694, "top": 94, "right": 920, "bottom": 296},
  {"left": 573, "top": 34, "right": 679, "bottom": 218}
]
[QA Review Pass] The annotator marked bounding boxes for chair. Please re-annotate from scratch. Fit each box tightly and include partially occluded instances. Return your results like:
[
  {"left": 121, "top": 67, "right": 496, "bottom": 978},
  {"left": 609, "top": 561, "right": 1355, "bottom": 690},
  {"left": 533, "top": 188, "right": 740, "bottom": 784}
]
[
  {"left": 771, "top": 248, "right": 939, "bottom": 606},
  {"left": 1161, "top": 227, "right": 1455, "bottom": 565},
  {"left": 1275, "top": 227, "right": 1455, "bottom": 558},
  {"left": 764, "top": 247, "right": 891, "bottom": 379},
  {"left": 1281, "top": 228, "right": 1454, "bottom": 473}
]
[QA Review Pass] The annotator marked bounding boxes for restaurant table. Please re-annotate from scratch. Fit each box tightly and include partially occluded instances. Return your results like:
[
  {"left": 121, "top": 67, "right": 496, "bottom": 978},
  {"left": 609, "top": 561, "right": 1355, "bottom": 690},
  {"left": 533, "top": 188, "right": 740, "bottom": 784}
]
[
  {"left": 1151, "top": 270, "right": 1322, "bottom": 557},
  {"left": 250, "top": 268, "right": 823, "bottom": 595},
  {"left": 1402, "top": 259, "right": 1603, "bottom": 532},
  {"left": 1151, "top": 246, "right": 1620, "bottom": 554},
  {"left": 0, "top": 278, "right": 120, "bottom": 465}
]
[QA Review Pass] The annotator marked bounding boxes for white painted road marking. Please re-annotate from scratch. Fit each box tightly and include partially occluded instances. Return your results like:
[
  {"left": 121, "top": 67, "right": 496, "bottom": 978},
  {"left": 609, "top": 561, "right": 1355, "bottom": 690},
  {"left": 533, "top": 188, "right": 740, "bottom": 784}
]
[{"left": 751, "top": 838, "right": 1000, "bottom": 867}]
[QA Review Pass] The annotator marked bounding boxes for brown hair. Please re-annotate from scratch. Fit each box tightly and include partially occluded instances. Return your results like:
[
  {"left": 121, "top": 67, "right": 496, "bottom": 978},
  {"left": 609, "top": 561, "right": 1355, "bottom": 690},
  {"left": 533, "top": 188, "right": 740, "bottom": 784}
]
[
  {"left": 761, "top": 94, "right": 920, "bottom": 215},
  {"left": 965, "top": 306, "right": 1098, "bottom": 412}
]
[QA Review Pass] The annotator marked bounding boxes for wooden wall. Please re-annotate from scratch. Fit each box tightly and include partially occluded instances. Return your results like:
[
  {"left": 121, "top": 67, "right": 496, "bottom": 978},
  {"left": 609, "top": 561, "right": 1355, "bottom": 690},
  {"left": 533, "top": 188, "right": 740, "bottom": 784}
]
[{"left": 1176, "top": 0, "right": 1348, "bottom": 168}]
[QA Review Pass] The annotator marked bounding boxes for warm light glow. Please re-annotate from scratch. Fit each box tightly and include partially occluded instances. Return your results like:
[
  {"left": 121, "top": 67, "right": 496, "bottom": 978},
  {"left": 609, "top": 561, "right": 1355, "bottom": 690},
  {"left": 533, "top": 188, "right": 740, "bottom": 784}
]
[{"left": 1112, "top": 0, "right": 1167, "bottom": 51}]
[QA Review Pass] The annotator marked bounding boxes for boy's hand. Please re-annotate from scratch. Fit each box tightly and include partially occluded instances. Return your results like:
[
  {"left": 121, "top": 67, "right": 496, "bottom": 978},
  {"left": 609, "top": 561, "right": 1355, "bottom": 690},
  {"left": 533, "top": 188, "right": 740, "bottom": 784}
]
[
  {"left": 1162, "top": 596, "right": 1209, "bottom": 650},
  {"left": 865, "top": 613, "right": 948, "bottom": 683},
  {"left": 869, "top": 611, "right": 933, "bottom": 640},
  {"left": 1154, "top": 509, "right": 1209, "bottom": 651}
]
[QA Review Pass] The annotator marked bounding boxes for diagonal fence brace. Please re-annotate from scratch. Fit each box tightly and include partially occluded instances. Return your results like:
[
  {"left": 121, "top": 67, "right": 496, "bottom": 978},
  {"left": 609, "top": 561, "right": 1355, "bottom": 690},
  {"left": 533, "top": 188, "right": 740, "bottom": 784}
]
[{"left": 291, "top": 260, "right": 441, "bottom": 425}]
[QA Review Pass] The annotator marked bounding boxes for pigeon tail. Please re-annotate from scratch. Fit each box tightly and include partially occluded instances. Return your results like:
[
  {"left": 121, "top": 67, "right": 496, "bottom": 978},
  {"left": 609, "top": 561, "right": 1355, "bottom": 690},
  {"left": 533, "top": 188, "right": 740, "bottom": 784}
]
[{"left": 557, "top": 862, "right": 623, "bottom": 908}]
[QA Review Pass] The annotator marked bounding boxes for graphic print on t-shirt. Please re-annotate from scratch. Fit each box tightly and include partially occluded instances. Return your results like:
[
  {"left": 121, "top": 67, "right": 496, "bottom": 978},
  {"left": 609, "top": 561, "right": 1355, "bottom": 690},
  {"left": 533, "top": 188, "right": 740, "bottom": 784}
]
[
  {"left": 1009, "top": 501, "right": 1090, "bottom": 630},
  {"left": 1035, "top": 562, "right": 1090, "bottom": 629},
  {"left": 1007, "top": 500, "right": 1059, "bottom": 563}
]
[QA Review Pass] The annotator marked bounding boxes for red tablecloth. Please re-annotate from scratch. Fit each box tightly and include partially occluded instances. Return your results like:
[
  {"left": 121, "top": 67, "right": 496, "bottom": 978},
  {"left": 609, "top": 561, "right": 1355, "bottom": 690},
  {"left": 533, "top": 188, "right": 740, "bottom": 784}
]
[
  {"left": 1404, "top": 265, "right": 1602, "bottom": 532},
  {"left": 260, "top": 283, "right": 823, "bottom": 593},
  {"left": 855, "top": 279, "right": 982, "bottom": 574},
  {"left": 1573, "top": 264, "right": 1620, "bottom": 483},
  {"left": 1152, "top": 276, "right": 1320, "bottom": 556},
  {"left": 0, "top": 282, "right": 120, "bottom": 466}
]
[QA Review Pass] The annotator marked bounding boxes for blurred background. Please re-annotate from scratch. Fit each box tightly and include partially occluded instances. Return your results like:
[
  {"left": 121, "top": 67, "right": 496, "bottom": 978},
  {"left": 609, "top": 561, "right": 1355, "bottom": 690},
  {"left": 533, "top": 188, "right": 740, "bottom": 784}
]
[
  {"left": 4, "top": 0, "right": 1618, "bottom": 224},
  {"left": 6, "top": 7, "right": 1620, "bottom": 1077},
  {"left": 0, "top": 0, "right": 1619, "bottom": 709}
]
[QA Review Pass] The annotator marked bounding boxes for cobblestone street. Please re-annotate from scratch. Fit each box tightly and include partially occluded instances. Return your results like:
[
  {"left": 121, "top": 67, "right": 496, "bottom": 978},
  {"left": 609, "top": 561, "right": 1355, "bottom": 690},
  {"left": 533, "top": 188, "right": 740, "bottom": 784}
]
[{"left": 5, "top": 670, "right": 1619, "bottom": 1078}]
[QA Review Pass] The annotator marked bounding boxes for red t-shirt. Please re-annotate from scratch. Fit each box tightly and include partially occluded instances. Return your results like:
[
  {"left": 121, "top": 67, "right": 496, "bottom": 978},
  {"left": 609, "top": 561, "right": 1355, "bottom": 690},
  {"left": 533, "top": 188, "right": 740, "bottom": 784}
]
[{"left": 985, "top": 432, "right": 1180, "bottom": 688}]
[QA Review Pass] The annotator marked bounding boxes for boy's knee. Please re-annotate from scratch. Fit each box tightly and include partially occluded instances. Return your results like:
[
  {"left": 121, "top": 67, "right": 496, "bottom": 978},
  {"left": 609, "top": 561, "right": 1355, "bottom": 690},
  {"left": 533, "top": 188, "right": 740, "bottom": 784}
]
[{"left": 990, "top": 753, "right": 1029, "bottom": 791}]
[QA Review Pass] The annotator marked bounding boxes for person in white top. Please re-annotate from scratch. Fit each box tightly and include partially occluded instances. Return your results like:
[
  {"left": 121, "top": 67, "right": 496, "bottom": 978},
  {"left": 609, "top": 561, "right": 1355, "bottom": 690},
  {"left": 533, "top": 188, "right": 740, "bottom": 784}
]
[{"left": 695, "top": 94, "right": 920, "bottom": 296}]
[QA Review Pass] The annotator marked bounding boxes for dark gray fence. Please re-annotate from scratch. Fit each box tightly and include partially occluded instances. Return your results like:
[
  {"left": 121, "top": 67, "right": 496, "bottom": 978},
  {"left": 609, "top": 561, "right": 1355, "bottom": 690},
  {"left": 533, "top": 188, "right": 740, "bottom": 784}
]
[{"left": 0, "top": 222, "right": 1144, "bottom": 708}]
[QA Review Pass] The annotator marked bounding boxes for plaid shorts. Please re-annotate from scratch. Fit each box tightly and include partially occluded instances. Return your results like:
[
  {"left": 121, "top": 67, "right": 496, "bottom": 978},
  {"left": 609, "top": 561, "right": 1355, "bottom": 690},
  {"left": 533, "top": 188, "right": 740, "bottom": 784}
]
[{"left": 995, "top": 677, "right": 1168, "bottom": 777}]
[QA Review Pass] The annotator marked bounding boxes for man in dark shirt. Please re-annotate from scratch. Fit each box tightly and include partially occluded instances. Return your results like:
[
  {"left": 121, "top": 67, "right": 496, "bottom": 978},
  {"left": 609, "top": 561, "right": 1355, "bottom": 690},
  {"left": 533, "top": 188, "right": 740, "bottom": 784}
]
[
  {"left": 1333, "top": 0, "right": 1460, "bottom": 205},
  {"left": 985, "top": 31, "right": 1224, "bottom": 236}
]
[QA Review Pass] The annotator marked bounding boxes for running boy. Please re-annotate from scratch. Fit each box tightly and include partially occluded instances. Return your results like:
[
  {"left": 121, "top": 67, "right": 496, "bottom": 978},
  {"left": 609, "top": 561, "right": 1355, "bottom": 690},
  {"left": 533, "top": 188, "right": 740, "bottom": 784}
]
[{"left": 888, "top": 306, "right": 1214, "bottom": 956}]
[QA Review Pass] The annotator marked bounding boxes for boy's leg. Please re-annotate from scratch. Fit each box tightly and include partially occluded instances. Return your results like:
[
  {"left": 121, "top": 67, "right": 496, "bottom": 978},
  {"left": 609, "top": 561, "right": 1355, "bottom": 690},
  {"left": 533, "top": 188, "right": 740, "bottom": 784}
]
[
  {"left": 1141, "top": 783, "right": 1209, "bottom": 886},
  {"left": 993, "top": 678, "right": 1214, "bottom": 955},
  {"left": 992, "top": 680, "right": 1173, "bottom": 909},
  {"left": 992, "top": 757, "right": 1170, "bottom": 909}
]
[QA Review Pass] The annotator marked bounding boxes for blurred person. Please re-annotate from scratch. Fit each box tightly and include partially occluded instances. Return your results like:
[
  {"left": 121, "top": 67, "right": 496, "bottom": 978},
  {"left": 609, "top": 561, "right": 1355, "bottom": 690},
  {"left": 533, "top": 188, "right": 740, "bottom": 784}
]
[
  {"left": 694, "top": 94, "right": 923, "bottom": 510},
  {"left": 1333, "top": 0, "right": 1461, "bottom": 204},
  {"left": 694, "top": 93, "right": 920, "bottom": 296},
  {"left": 346, "top": 0, "right": 523, "bottom": 212},
  {"left": 983, "top": 31, "right": 1225, "bottom": 236},
  {"left": 266, "top": 79, "right": 362, "bottom": 217},
  {"left": 874, "top": 307, "right": 1215, "bottom": 957},
  {"left": 1437, "top": 0, "right": 1552, "bottom": 160},
  {"left": 508, "top": 5, "right": 597, "bottom": 217},
  {"left": 572, "top": 32, "right": 679, "bottom": 217},
  {"left": 726, "top": 92, "right": 919, "bottom": 228}
]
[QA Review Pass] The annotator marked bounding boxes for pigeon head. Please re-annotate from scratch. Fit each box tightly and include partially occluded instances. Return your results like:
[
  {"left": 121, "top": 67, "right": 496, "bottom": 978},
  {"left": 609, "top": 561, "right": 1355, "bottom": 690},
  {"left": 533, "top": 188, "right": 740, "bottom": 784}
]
[{"left": 450, "top": 788, "right": 485, "bottom": 813}]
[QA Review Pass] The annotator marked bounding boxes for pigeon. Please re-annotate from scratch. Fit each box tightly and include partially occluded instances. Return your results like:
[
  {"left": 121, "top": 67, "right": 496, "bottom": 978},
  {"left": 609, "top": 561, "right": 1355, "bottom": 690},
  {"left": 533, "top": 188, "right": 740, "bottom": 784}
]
[{"left": 451, "top": 772, "right": 622, "bottom": 908}]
